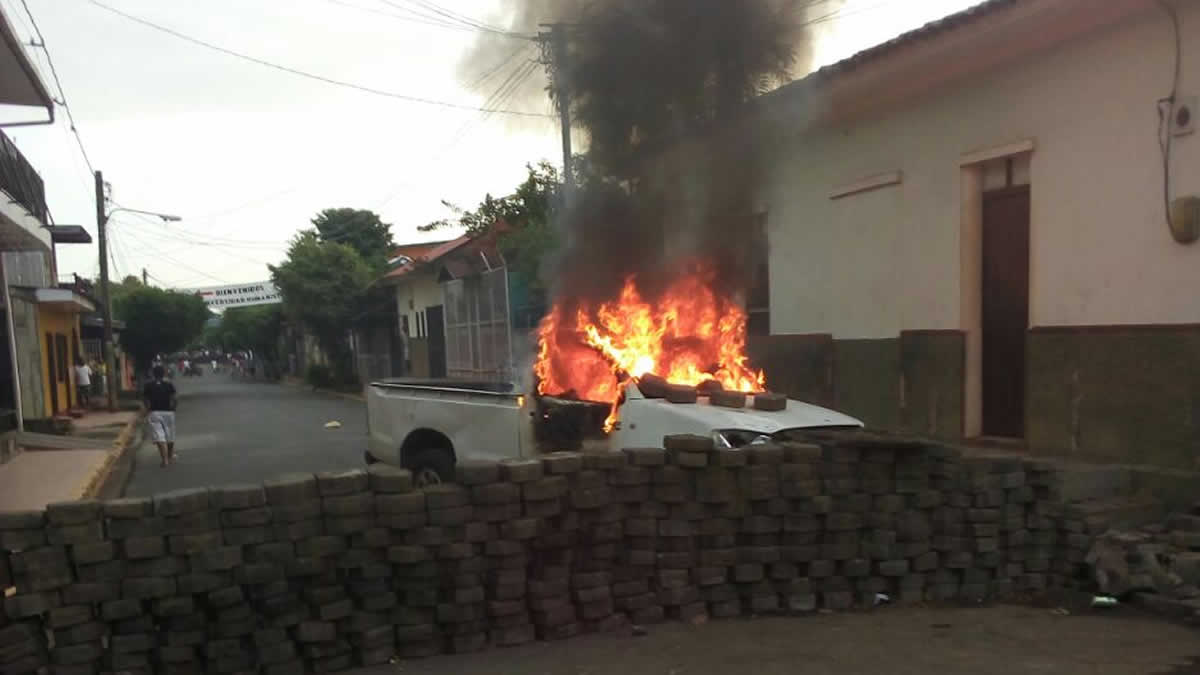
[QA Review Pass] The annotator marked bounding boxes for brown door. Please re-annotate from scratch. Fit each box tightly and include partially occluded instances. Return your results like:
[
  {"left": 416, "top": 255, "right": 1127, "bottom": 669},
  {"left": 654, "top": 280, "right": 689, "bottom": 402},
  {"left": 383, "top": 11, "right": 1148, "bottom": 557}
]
[{"left": 981, "top": 186, "right": 1030, "bottom": 437}]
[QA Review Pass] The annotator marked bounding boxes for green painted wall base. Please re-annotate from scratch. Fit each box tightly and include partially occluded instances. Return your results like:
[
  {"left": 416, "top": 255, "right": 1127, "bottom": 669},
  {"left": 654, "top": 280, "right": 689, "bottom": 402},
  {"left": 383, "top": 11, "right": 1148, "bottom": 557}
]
[
  {"left": 1027, "top": 328, "right": 1200, "bottom": 470},
  {"left": 755, "top": 331, "right": 963, "bottom": 441}
]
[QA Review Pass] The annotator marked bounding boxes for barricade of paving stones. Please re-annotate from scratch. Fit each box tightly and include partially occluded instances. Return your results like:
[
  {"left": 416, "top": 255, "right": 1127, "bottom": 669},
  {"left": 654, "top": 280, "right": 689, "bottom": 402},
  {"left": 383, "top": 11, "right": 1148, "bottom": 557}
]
[{"left": 0, "top": 433, "right": 1090, "bottom": 675}]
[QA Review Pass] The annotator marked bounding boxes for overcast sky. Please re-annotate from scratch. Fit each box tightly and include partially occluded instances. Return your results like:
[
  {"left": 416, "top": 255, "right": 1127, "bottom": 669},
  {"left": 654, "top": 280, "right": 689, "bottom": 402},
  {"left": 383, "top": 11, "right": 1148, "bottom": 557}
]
[{"left": 0, "top": 0, "right": 976, "bottom": 290}]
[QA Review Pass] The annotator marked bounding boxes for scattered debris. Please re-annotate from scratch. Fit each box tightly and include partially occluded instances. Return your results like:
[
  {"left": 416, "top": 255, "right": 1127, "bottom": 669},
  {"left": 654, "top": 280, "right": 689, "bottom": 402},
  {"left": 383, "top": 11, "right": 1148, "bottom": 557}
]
[
  {"left": 1084, "top": 501, "right": 1200, "bottom": 620},
  {"left": 1051, "top": 607, "right": 1071, "bottom": 616},
  {"left": 324, "top": 420, "right": 342, "bottom": 429},
  {"left": 631, "top": 625, "right": 648, "bottom": 637},
  {"left": 874, "top": 593, "right": 891, "bottom": 606}
]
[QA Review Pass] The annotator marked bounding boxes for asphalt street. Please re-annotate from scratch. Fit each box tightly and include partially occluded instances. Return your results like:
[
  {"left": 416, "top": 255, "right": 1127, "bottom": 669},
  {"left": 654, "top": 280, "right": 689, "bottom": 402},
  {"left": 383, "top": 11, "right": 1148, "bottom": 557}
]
[{"left": 124, "top": 373, "right": 367, "bottom": 497}]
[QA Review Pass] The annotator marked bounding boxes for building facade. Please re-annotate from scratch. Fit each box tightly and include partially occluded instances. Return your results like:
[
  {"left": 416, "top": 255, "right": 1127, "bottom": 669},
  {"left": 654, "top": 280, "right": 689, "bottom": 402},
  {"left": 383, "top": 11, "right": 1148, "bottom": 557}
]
[
  {"left": 0, "top": 4, "right": 93, "bottom": 429},
  {"left": 648, "top": 0, "right": 1200, "bottom": 468}
]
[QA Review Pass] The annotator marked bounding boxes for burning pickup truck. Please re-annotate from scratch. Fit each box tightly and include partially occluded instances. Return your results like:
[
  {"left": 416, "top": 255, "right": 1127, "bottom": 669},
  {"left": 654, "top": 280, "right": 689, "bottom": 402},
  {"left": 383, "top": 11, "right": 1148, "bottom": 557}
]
[{"left": 366, "top": 269, "right": 861, "bottom": 485}]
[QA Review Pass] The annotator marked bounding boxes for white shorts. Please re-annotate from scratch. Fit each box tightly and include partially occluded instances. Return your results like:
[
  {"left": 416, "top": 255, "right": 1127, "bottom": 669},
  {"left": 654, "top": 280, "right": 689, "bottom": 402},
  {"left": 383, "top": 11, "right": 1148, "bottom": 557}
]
[{"left": 147, "top": 411, "right": 176, "bottom": 443}]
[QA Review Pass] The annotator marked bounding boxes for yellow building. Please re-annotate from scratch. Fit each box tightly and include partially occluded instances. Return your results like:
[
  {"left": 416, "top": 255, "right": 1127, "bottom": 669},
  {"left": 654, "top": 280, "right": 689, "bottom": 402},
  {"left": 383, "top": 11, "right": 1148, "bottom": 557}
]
[{"left": 33, "top": 289, "right": 92, "bottom": 416}]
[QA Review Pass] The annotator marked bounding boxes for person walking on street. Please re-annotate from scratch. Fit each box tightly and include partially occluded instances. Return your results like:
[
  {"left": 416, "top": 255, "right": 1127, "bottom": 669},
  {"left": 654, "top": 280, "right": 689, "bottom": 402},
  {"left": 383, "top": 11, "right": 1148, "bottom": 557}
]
[
  {"left": 73, "top": 358, "right": 92, "bottom": 409},
  {"left": 144, "top": 365, "right": 178, "bottom": 467}
]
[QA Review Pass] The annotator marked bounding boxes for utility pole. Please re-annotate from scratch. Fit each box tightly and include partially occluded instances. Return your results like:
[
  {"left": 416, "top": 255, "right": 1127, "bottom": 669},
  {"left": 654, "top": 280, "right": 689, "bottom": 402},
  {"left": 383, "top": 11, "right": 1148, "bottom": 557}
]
[
  {"left": 540, "top": 24, "right": 573, "bottom": 200},
  {"left": 95, "top": 170, "right": 118, "bottom": 412},
  {"left": 142, "top": 268, "right": 147, "bottom": 285}
]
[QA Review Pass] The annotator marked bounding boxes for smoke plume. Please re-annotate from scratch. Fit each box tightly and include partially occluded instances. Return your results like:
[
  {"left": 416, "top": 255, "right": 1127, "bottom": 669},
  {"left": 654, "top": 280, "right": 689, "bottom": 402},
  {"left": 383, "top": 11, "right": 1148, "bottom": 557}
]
[{"left": 460, "top": 0, "right": 830, "bottom": 305}]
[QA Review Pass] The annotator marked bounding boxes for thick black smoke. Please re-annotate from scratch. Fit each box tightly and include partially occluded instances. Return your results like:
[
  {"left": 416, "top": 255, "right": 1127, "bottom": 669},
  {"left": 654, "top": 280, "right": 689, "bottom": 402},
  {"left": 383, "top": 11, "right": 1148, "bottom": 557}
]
[{"left": 460, "top": 0, "right": 829, "bottom": 306}]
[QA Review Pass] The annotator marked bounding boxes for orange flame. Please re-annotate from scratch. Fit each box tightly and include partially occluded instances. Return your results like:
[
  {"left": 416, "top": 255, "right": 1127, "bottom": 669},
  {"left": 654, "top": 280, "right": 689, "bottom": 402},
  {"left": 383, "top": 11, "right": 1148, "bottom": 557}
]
[{"left": 535, "top": 266, "right": 765, "bottom": 432}]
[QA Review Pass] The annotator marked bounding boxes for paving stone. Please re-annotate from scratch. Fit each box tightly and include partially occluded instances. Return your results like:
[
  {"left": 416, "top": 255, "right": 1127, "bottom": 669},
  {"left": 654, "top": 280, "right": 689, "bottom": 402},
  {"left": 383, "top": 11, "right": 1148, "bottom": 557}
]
[
  {"left": 366, "top": 464, "right": 413, "bottom": 493},
  {"left": 0, "top": 509, "right": 45, "bottom": 530},
  {"left": 0, "top": 527, "right": 46, "bottom": 550},
  {"left": 46, "top": 500, "right": 102, "bottom": 526},
  {"left": 221, "top": 507, "right": 273, "bottom": 528},
  {"left": 522, "top": 476, "right": 569, "bottom": 501},
  {"left": 161, "top": 511, "right": 220, "bottom": 536},
  {"left": 4, "top": 593, "right": 53, "bottom": 618},
  {"left": 51, "top": 641, "right": 103, "bottom": 665},
  {"left": 499, "top": 458, "right": 544, "bottom": 483},
  {"left": 47, "top": 522, "right": 104, "bottom": 546},
  {"left": 541, "top": 452, "right": 584, "bottom": 474},
  {"left": 175, "top": 571, "right": 228, "bottom": 594},
  {"left": 447, "top": 460, "right": 497, "bottom": 486},
  {"left": 60, "top": 582, "right": 117, "bottom": 605},
  {"left": 581, "top": 453, "right": 625, "bottom": 471},
  {"left": 210, "top": 484, "right": 267, "bottom": 510},
  {"left": 153, "top": 488, "right": 210, "bottom": 517},
  {"left": 262, "top": 474, "right": 319, "bottom": 504},
  {"left": 122, "top": 576, "right": 176, "bottom": 600},
  {"left": 322, "top": 494, "right": 374, "bottom": 517},
  {"left": 46, "top": 605, "right": 92, "bottom": 629},
  {"left": 168, "top": 531, "right": 223, "bottom": 555}
]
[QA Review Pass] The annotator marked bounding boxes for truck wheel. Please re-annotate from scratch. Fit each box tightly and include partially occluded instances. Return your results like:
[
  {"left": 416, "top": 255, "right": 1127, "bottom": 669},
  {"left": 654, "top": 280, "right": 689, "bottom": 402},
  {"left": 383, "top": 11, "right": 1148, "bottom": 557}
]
[{"left": 408, "top": 448, "right": 453, "bottom": 487}]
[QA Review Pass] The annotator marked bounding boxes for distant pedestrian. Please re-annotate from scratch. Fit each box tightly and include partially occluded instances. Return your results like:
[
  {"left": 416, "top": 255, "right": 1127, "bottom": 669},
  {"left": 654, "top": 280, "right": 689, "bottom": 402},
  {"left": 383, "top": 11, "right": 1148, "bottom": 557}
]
[
  {"left": 73, "top": 359, "right": 92, "bottom": 409},
  {"left": 144, "top": 365, "right": 178, "bottom": 468}
]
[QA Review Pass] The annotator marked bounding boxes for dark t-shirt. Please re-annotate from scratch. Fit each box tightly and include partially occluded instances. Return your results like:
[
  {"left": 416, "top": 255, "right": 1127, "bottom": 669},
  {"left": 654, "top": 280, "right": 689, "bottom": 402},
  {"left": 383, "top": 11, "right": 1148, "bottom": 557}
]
[{"left": 144, "top": 380, "right": 176, "bottom": 411}]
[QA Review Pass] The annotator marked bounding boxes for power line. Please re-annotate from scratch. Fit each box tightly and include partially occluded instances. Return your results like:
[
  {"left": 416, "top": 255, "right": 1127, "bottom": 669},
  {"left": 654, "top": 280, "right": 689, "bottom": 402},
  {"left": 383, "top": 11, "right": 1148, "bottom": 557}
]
[
  {"left": 465, "top": 42, "right": 533, "bottom": 93},
  {"left": 325, "top": 0, "right": 530, "bottom": 39},
  {"left": 373, "top": 57, "right": 544, "bottom": 210},
  {"left": 83, "top": 0, "right": 550, "bottom": 118},
  {"left": 109, "top": 227, "right": 232, "bottom": 285},
  {"left": 382, "top": 0, "right": 525, "bottom": 37},
  {"left": 113, "top": 218, "right": 279, "bottom": 266},
  {"left": 19, "top": 0, "right": 96, "bottom": 173}
]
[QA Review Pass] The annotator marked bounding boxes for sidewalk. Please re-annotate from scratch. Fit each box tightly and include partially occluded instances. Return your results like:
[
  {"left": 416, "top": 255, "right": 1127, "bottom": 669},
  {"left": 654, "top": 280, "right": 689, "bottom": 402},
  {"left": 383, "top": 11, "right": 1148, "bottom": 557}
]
[
  {"left": 0, "top": 410, "right": 143, "bottom": 510},
  {"left": 0, "top": 448, "right": 109, "bottom": 510},
  {"left": 71, "top": 410, "right": 138, "bottom": 432}
]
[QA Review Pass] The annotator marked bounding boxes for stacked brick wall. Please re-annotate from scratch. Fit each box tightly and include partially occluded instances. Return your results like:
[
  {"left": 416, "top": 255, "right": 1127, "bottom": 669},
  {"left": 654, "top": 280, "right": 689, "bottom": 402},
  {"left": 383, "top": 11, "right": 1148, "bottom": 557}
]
[{"left": 0, "top": 433, "right": 1092, "bottom": 675}]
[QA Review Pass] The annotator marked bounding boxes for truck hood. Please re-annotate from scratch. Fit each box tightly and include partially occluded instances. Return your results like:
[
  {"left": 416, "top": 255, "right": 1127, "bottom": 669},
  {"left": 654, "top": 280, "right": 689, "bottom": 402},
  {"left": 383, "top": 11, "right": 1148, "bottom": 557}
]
[{"left": 624, "top": 392, "right": 863, "bottom": 435}]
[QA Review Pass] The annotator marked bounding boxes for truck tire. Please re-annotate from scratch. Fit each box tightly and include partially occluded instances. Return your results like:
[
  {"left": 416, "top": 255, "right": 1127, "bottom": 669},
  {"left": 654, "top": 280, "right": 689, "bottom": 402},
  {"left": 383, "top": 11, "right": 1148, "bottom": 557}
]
[{"left": 408, "top": 448, "right": 454, "bottom": 487}]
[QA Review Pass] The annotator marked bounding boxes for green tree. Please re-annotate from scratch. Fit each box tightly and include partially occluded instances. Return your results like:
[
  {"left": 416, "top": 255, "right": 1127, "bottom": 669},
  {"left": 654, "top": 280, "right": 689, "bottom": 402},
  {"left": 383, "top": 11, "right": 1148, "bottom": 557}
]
[
  {"left": 310, "top": 208, "right": 395, "bottom": 269},
  {"left": 269, "top": 232, "right": 374, "bottom": 381},
  {"left": 421, "top": 162, "right": 560, "bottom": 295},
  {"left": 114, "top": 286, "right": 210, "bottom": 370},
  {"left": 212, "top": 305, "right": 283, "bottom": 362}
]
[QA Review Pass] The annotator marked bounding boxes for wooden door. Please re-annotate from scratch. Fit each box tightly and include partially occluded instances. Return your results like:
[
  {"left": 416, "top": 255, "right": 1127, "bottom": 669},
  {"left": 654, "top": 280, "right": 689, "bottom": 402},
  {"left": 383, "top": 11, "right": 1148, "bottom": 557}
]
[
  {"left": 426, "top": 305, "right": 447, "bottom": 379},
  {"left": 981, "top": 186, "right": 1030, "bottom": 437}
]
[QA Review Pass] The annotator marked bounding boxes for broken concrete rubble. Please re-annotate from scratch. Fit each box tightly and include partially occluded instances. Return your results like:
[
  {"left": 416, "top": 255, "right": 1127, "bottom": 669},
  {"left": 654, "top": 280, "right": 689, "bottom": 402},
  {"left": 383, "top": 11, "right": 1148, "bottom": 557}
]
[{"left": 1085, "top": 501, "right": 1200, "bottom": 620}]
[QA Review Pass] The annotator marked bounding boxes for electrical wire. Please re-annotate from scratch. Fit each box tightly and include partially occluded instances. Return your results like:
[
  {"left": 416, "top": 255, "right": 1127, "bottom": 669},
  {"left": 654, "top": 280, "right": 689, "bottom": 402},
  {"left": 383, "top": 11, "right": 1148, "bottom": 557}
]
[
  {"left": 83, "top": 0, "right": 550, "bottom": 118},
  {"left": 19, "top": 0, "right": 96, "bottom": 173},
  {"left": 373, "top": 58, "right": 543, "bottom": 210},
  {"left": 383, "top": 0, "right": 525, "bottom": 37},
  {"left": 1156, "top": 0, "right": 1181, "bottom": 234},
  {"left": 112, "top": 218, "right": 280, "bottom": 266},
  {"left": 108, "top": 228, "right": 232, "bottom": 285},
  {"left": 465, "top": 43, "right": 534, "bottom": 93},
  {"left": 323, "top": 0, "right": 492, "bottom": 34}
]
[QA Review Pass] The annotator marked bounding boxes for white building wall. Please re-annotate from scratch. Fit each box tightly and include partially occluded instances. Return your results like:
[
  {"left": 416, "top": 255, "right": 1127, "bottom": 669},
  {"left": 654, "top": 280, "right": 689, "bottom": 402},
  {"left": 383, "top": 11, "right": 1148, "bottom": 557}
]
[
  {"left": 761, "top": 3, "right": 1200, "bottom": 338},
  {"left": 393, "top": 273, "right": 443, "bottom": 337}
]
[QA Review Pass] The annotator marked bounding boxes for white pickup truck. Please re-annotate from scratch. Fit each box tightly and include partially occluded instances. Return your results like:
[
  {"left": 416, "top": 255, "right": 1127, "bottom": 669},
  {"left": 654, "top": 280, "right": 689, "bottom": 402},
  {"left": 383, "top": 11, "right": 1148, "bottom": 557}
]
[{"left": 365, "top": 378, "right": 862, "bottom": 486}]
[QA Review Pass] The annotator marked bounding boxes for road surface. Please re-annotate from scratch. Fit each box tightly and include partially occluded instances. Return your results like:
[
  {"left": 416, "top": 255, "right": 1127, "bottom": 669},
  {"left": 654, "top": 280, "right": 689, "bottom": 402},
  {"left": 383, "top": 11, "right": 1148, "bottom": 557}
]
[
  {"left": 124, "top": 373, "right": 367, "bottom": 497},
  {"left": 374, "top": 605, "right": 1200, "bottom": 675}
]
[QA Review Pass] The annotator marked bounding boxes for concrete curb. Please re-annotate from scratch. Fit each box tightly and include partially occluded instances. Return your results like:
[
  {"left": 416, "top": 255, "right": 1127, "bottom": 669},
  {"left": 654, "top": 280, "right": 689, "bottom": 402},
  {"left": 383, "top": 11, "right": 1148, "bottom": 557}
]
[{"left": 78, "top": 411, "right": 146, "bottom": 499}]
